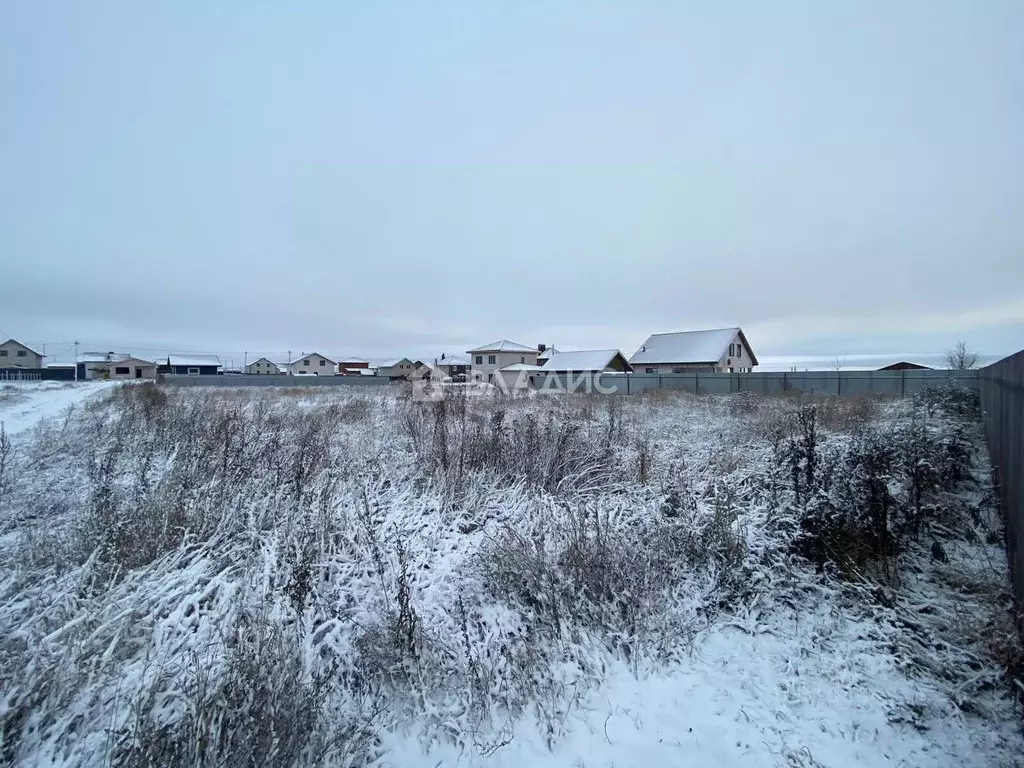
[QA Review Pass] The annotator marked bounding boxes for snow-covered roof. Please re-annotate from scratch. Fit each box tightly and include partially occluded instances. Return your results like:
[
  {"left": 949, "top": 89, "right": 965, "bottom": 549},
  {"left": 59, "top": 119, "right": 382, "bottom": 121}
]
[
  {"left": 537, "top": 346, "right": 558, "bottom": 360},
  {"left": 629, "top": 328, "right": 757, "bottom": 366},
  {"left": 467, "top": 340, "right": 538, "bottom": 354},
  {"left": 375, "top": 358, "right": 412, "bottom": 369},
  {"left": 499, "top": 362, "right": 543, "bottom": 372},
  {"left": 541, "top": 349, "right": 629, "bottom": 372},
  {"left": 436, "top": 354, "right": 471, "bottom": 366},
  {"left": 1, "top": 339, "right": 42, "bottom": 357},
  {"left": 337, "top": 357, "right": 369, "bottom": 364},
  {"left": 247, "top": 358, "right": 279, "bottom": 367},
  {"left": 168, "top": 354, "right": 222, "bottom": 367},
  {"left": 291, "top": 352, "right": 336, "bottom": 365},
  {"left": 78, "top": 351, "right": 131, "bottom": 364},
  {"left": 112, "top": 357, "right": 156, "bottom": 367}
]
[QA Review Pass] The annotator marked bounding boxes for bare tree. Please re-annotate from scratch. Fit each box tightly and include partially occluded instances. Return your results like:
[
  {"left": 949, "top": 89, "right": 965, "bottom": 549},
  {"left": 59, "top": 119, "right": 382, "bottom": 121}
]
[{"left": 945, "top": 341, "right": 980, "bottom": 370}]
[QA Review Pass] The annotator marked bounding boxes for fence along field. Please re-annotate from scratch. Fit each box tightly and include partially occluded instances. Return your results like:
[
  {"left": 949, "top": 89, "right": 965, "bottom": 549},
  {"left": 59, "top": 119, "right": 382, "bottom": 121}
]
[
  {"left": 164, "top": 368, "right": 982, "bottom": 396},
  {"left": 979, "top": 349, "right": 1024, "bottom": 614},
  {"left": 0, "top": 380, "right": 1020, "bottom": 766}
]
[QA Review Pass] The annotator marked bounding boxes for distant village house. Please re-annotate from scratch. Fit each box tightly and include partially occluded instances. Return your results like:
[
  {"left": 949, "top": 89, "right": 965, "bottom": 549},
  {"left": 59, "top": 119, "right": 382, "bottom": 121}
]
[
  {"left": 245, "top": 357, "right": 282, "bottom": 375},
  {"left": 0, "top": 339, "right": 43, "bottom": 368},
  {"left": 629, "top": 328, "right": 757, "bottom": 374}
]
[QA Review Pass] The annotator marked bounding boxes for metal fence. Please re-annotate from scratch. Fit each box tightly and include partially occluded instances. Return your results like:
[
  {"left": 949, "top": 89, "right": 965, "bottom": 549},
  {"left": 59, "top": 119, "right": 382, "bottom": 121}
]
[
  {"left": 161, "top": 374, "right": 395, "bottom": 388},
  {"left": 537, "top": 369, "right": 980, "bottom": 396},
  {"left": 0, "top": 368, "right": 75, "bottom": 382},
  {"left": 979, "top": 351, "right": 1024, "bottom": 609}
]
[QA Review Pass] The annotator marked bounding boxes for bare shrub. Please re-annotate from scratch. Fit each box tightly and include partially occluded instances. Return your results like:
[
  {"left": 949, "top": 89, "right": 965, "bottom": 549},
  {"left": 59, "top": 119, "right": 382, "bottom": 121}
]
[
  {"left": 403, "top": 395, "right": 618, "bottom": 497},
  {"left": 111, "top": 607, "right": 373, "bottom": 767},
  {"left": 481, "top": 495, "right": 746, "bottom": 661}
]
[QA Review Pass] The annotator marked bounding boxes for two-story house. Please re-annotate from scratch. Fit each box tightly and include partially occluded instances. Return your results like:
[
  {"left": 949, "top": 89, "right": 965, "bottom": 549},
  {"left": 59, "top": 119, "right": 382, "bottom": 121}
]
[
  {"left": 629, "top": 327, "right": 757, "bottom": 373},
  {"left": 0, "top": 339, "right": 43, "bottom": 368},
  {"left": 288, "top": 352, "right": 336, "bottom": 376},
  {"left": 467, "top": 340, "right": 540, "bottom": 385},
  {"left": 432, "top": 354, "right": 472, "bottom": 381},
  {"left": 246, "top": 358, "right": 282, "bottom": 375}
]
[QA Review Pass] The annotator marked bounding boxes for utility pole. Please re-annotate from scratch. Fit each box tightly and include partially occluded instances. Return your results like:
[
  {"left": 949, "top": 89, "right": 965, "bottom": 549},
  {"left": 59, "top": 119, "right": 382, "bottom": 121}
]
[
  {"left": 74, "top": 340, "right": 79, "bottom": 381},
  {"left": 288, "top": 350, "right": 292, "bottom": 376},
  {"left": 244, "top": 351, "right": 247, "bottom": 371}
]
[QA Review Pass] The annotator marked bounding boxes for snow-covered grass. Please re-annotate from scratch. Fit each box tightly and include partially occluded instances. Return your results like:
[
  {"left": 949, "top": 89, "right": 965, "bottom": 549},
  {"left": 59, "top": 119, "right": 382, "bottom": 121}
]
[{"left": 0, "top": 382, "right": 1020, "bottom": 766}]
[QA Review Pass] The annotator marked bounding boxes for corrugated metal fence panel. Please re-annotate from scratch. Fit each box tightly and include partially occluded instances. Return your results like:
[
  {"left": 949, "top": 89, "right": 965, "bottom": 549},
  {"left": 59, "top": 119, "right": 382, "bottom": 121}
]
[
  {"left": 980, "top": 351, "right": 1024, "bottom": 608},
  {"left": 546, "top": 370, "right": 979, "bottom": 397},
  {"left": 162, "top": 375, "right": 395, "bottom": 388}
]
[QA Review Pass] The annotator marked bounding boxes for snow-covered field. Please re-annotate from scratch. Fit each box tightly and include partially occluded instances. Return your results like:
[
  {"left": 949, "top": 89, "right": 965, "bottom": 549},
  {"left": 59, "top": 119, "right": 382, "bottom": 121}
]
[
  {"left": 0, "top": 380, "right": 118, "bottom": 437},
  {"left": 0, "top": 382, "right": 1020, "bottom": 766}
]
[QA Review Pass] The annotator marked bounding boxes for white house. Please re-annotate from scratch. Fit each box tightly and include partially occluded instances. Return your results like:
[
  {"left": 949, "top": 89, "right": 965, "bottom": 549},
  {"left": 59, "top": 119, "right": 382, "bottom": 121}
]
[
  {"left": 288, "top": 352, "right": 336, "bottom": 376},
  {"left": 246, "top": 357, "right": 282, "bottom": 375},
  {"left": 467, "top": 340, "right": 539, "bottom": 384},
  {"left": 629, "top": 327, "right": 757, "bottom": 373},
  {"left": 540, "top": 349, "right": 632, "bottom": 374}
]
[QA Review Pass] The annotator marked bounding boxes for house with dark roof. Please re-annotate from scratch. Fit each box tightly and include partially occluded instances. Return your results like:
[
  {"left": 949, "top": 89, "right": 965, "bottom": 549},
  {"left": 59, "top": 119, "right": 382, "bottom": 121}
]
[
  {"left": 629, "top": 328, "right": 757, "bottom": 373},
  {"left": 877, "top": 361, "right": 932, "bottom": 371}
]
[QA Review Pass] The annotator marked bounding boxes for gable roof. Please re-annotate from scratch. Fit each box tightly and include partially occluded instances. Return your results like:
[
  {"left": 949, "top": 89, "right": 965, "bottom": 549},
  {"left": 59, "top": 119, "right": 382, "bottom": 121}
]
[
  {"left": 247, "top": 357, "right": 279, "bottom": 367},
  {"left": 291, "top": 352, "right": 336, "bottom": 365},
  {"left": 108, "top": 357, "right": 156, "bottom": 367},
  {"left": 168, "top": 354, "right": 222, "bottom": 367},
  {"left": 337, "top": 357, "right": 369, "bottom": 364},
  {"left": 375, "top": 357, "right": 413, "bottom": 369},
  {"left": 467, "top": 340, "right": 537, "bottom": 354},
  {"left": 1, "top": 339, "right": 43, "bottom": 357},
  {"left": 541, "top": 349, "right": 631, "bottom": 372},
  {"left": 499, "top": 362, "right": 543, "bottom": 372},
  {"left": 629, "top": 327, "right": 757, "bottom": 366}
]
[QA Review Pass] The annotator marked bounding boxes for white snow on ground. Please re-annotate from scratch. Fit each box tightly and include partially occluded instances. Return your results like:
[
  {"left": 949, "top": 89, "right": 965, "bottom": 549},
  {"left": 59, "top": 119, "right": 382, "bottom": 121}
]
[
  {"left": 0, "top": 380, "right": 119, "bottom": 437},
  {"left": 0, "top": 385, "right": 1020, "bottom": 766}
]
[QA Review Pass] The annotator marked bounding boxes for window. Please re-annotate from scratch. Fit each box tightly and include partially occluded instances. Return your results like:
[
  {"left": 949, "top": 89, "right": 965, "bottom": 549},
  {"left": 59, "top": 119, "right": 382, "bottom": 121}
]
[
  {"left": 0, "top": 350, "right": 7, "bottom": 357},
  {"left": 729, "top": 343, "right": 735, "bottom": 357},
  {"left": 488, "top": 355, "right": 496, "bottom": 365},
  {"left": 736, "top": 343, "right": 743, "bottom": 358},
  {"left": 115, "top": 367, "right": 130, "bottom": 375},
  {"left": 475, "top": 356, "right": 483, "bottom": 365},
  {"left": 17, "top": 350, "right": 26, "bottom": 357},
  {"left": 187, "top": 367, "right": 200, "bottom": 375},
  {"left": 319, "top": 359, "right": 326, "bottom": 366},
  {"left": 520, "top": 356, "right": 525, "bottom": 363},
  {"left": 303, "top": 359, "right": 310, "bottom": 366},
  {"left": 645, "top": 367, "right": 656, "bottom": 374}
]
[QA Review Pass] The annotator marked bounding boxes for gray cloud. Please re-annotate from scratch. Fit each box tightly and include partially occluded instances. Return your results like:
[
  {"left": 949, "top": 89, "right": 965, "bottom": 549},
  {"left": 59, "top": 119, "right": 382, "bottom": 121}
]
[{"left": 2, "top": 1, "right": 1022, "bottom": 366}]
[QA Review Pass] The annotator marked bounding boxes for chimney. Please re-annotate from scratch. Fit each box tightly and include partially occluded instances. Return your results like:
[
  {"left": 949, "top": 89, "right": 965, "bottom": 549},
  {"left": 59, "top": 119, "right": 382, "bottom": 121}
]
[{"left": 538, "top": 344, "right": 547, "bottom": 353}]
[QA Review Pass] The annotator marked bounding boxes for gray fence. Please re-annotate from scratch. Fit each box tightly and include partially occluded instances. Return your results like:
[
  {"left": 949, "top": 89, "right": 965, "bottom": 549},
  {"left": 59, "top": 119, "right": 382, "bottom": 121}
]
[
  {"left": 537, "top": 369, "right": 980, "bottom": 397},
  {"left": 979, "top": 351, "right": 1024, "bottom": 610},
  {"left": 162, "top": 374, "right": 395, "bottom": 388}
]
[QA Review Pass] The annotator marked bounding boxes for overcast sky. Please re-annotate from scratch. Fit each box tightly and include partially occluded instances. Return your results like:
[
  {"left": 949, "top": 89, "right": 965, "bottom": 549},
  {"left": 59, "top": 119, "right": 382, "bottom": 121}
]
[{"left": 2, "top": 1, "right": 1022, "bottom": 367}]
